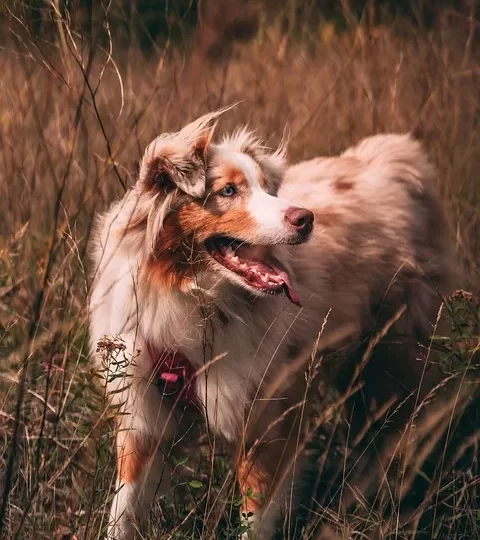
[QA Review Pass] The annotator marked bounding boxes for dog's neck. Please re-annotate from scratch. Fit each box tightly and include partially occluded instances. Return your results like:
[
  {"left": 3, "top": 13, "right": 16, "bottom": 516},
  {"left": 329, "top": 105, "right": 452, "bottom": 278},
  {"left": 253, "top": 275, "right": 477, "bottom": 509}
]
[{"left": 136, "top": 272, "right": 249, "bottom": 349}]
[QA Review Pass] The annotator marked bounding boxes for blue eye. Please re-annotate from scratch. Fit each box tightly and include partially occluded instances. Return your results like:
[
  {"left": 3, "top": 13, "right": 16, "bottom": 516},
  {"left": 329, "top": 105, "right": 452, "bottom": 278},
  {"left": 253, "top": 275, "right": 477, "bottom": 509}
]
[{"left": 219, "top": 184, "right": 237, "bottom": 197}]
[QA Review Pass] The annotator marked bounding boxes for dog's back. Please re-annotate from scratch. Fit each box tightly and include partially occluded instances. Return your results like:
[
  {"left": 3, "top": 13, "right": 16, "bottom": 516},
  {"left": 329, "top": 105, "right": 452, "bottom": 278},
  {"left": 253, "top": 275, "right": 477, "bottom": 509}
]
[
  {"left": 278, "top": 132, "right": 455, "bottom": 420},
  {"left": 260, "top": 134, "right": 458, "bottom": 523}
]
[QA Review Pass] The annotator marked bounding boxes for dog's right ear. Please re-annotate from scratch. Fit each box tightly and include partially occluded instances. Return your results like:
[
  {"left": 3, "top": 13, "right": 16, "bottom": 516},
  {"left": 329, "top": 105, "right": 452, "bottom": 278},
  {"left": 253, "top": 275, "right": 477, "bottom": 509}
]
[{"left": 139, "top": 108, "right": 233, "bottom": 198}]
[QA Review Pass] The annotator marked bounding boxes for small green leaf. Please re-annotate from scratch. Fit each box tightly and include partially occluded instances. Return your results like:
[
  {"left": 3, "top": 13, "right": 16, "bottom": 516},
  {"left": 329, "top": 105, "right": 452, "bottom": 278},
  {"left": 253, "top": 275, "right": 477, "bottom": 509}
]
[
  {"left": 189, "top": 480, "right": 203, "bottom": 489},
  {"left": 233, "top": 495, "right": 245, "bottom": 507}
]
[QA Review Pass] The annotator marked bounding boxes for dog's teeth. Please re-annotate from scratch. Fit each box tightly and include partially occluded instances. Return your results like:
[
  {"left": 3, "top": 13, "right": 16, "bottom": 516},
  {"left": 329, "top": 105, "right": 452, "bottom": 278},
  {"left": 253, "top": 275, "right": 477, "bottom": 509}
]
[
  {"left": 261, "top": 274, "right": 269, "bottom": 283},
  {"left": 225, "top": 247, "right": 234, "bottom": 256},
  {"left": 231, "top": 256, "right": 240, "bottom": 263},
  {"left": 240, "top": 263, "right": 248, "bottom": 270}
]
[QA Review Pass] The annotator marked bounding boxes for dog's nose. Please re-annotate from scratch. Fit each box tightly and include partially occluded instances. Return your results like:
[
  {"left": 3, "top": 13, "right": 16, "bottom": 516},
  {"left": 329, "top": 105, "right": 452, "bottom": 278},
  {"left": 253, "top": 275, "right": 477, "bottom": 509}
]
[{"left": 285, "top": 207, "right": 314, "bottom": 234}]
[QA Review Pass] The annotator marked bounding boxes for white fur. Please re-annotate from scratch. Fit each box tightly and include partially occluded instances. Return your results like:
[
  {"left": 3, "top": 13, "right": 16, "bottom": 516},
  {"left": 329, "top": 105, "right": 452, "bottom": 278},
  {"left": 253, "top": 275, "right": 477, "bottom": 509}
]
[
  {"left": 211, "top": 146, "right": 303, "bottom": 243},
  {"left": 247, "top": 189, "right": 296, "bottom": 243},
  {"left": 89, "top": 126, "right": 454, "bottom": 539}
]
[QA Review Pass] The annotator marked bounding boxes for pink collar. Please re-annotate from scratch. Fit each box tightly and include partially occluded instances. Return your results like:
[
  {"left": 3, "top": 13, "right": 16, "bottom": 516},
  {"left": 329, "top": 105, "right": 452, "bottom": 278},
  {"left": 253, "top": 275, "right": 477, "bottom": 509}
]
[{"left": 145, "top": 342, "right": 197, "bottom": 405}]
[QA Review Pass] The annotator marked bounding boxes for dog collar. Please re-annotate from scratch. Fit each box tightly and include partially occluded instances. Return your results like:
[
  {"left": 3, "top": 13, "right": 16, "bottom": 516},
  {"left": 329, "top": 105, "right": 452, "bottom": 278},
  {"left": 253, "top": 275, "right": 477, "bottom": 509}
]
[{"left": 145, "top": 342, "right": 197, "bottom": 405}]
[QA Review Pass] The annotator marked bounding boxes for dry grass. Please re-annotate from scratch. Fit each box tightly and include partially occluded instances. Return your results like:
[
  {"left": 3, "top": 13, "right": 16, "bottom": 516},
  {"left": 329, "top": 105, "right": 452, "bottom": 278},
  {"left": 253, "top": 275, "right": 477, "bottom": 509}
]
[{"left": 0, "top": 4, "right": 479, "bottom": 539}]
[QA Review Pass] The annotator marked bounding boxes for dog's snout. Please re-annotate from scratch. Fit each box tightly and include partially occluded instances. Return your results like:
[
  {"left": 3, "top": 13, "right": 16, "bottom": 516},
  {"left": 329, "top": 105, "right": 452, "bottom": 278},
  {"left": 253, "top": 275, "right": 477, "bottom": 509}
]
[{"left": 285, "top": 207, "right": 314, "bottom": 234}]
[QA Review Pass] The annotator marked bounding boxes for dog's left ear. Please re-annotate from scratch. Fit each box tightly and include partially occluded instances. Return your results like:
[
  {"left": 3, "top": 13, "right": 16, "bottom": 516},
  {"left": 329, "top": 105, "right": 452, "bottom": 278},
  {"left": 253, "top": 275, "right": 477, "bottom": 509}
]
[
  {"left": 248, "top": 135, "right": 287, "bottom": 194},
  {"left": 139, "top": 109, "right": 230, "bottom": 198},
  {"left": 258, "top": 148, "right": 287, "bottom": 193},
  {"left": 236, "top": 126, "right": 288, "bottom": 194}
]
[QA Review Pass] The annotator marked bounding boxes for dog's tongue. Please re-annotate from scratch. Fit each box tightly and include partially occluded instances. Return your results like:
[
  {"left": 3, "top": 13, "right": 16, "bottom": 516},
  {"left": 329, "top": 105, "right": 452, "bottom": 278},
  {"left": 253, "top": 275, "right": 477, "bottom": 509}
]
[
  {"left": 269, "top": 259, "right": 302, "bottom": 307},
  {"left": 235, "top": 245, "right": 302, "bottom": 307}
]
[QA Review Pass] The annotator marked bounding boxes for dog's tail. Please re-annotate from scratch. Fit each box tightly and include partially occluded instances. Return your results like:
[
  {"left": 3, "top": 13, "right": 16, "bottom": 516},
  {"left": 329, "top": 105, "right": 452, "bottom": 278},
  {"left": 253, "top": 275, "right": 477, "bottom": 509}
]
[{"left": 343, "top": 132, "right": 434, "bottom": 192}]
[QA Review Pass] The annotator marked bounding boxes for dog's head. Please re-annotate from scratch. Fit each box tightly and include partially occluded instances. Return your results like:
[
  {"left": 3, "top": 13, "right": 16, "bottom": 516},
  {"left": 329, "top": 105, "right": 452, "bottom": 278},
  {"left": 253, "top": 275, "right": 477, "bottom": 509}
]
[{"left": 128, "top": 111, "right": 314, "bottom": 306}]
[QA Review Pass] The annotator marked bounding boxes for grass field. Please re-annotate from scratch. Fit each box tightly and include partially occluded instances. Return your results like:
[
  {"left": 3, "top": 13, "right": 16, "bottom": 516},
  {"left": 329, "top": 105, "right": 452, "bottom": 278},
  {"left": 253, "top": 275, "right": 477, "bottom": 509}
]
[{"left": 0, "top": 4, "right": 479, "bottom": 539}]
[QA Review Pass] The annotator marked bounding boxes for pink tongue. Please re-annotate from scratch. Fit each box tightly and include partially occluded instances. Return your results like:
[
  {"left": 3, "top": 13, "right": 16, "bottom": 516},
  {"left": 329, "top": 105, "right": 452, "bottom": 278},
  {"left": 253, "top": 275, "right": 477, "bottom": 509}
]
[
  {"left": 269, "top": 261, "right": 302, "bottom": 307},
  {"left": 236, "top": 245, "right": 302, "bottom": 307}
]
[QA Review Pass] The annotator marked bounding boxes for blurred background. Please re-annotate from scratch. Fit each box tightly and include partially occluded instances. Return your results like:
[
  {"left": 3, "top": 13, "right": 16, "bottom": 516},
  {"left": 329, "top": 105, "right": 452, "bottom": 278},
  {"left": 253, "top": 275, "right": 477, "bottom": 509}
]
[{"left": 0, "top": 1, "right": 479, "bottom": 539}]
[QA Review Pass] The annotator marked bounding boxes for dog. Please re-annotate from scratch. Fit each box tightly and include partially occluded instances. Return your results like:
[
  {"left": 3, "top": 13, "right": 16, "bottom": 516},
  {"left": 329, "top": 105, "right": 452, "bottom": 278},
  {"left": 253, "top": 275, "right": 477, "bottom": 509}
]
[{"left": 89, "top": 110, "right": 455, "bottom": 539}]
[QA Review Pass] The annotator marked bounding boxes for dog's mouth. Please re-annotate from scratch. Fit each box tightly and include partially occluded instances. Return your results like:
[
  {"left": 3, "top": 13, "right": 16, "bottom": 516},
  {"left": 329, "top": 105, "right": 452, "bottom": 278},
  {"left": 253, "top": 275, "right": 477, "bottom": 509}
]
[{"left": 204, "top": 236, "right": 301, "bottom": 306}]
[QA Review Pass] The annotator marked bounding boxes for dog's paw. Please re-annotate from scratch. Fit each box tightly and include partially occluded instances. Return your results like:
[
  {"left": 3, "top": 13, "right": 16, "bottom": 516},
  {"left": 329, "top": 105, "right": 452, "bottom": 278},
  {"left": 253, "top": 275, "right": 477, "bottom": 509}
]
[{"left": 241, "top": 511, "right": 256, "bottom": 540}]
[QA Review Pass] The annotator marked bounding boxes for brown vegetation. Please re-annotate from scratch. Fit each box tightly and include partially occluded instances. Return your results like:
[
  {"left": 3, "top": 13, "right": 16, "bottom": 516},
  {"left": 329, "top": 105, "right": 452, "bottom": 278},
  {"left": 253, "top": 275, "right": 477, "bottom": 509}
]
[{"left": 0, "top": 3, "right": 479, "bottom": 539}]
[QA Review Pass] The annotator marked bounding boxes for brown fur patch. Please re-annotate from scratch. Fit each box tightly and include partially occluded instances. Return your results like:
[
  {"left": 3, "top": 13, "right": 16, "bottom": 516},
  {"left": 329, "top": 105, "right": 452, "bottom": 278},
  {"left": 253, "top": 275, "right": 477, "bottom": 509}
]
[
  {"left": 334, "top": 177, "right": 355, "bottom": 192},
  {"left": 144, "top": 156, "right": 176, "bottom": 192},
  {"left": 238, "top": 459, "right": 269, "bottom": 514},
  {"left": 176, "top": 204, "right": 256, "bottom": 242},
  {"left": 117, "top": 433, "right": 150, "bottom": 484},
  {"left": 141, "top": 198, "right": 256, "bottom": 290},
  {"left": 141, "top": 205, "right": 204, "bottom": 290},
  {"left": 142, "top": 255, "right": 194, "bottom": 290},
  {"left": 212, "top": 164, "right": 247, "bottom": 192}
]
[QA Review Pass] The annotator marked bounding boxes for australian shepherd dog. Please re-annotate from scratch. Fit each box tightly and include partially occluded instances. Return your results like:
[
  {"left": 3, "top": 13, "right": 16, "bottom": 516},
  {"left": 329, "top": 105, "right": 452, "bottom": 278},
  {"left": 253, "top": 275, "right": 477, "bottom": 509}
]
[{"left": 89, "top": 110, "right": 455, "bottom": 539}]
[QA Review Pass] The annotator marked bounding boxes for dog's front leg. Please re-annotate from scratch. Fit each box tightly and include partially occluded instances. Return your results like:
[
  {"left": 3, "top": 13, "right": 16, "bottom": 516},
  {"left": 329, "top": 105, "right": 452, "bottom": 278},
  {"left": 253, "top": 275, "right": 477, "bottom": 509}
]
[
  {"left": 109, "top": 415, "right": 174, "bottom": 540},
  {"left": 238, "top": 454, "right": 273, "bottom": 539},
  {"left": 236, "top": 375, "right": 313, "bottom": 540},
  {"left": 100, "top": 337, "right": 178, "bottom": 539},
  {"left": 237, "top": 423, "right": 309, "bottom": 540},
  {"left": 109, "top": 426, "right": 151, "bottom": 540},
  {"left": 237, "top": 443, "right": 302, "bottom": 540}
]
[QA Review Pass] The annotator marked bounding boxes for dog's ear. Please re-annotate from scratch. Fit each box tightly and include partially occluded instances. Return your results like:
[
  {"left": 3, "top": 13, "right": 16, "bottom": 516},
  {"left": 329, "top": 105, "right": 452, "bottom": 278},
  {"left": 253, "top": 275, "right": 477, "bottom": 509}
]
[
  {"left": 139, "top": 109, "right": 230, "bottom": 198},
  {"left": 250, "top": 138, "right": 288, "bottom": 195},
  {"left": 262, "top": 128, "right": 289, "bottom": 192},
  {"left": 221, "top": 124, "right": 289, "bottom": 194},
  {"left": 257, "top": 147, "right": 287, "bottom": 193}
]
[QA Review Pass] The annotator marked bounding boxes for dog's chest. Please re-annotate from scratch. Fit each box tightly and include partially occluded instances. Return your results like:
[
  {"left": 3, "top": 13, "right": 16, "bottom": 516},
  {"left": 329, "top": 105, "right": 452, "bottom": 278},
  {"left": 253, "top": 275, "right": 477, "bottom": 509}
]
[
  {"left": 183, "top": 302, "right": 293, "bottom": 366},
  {"left": 178, "top": 302, "right": 315, "bottom": 440}
]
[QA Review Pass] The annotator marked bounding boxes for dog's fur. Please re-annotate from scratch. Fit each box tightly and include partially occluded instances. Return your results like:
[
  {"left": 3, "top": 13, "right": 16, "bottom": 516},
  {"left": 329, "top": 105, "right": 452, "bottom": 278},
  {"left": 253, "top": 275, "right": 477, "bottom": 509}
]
[{"left": 89, "top": 111, "right": 455, "bottom": 539}]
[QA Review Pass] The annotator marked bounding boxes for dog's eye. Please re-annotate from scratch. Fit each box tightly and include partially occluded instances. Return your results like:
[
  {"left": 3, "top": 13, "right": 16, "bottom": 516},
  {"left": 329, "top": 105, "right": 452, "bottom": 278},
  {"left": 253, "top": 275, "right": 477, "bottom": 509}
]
[{"left": 219, "top": 184, "right": 237, "bottom": 197}]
